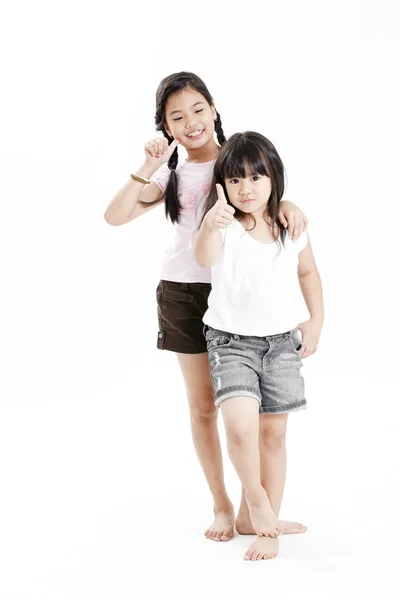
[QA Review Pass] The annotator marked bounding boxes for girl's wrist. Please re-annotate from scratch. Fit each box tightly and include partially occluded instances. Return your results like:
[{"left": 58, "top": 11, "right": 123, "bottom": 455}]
[
  {"left": 202, "top": 218, "right": 218, "bottom": 233},
  {"left": 136, "top": 161, "right": 159, "bottom": 179}
]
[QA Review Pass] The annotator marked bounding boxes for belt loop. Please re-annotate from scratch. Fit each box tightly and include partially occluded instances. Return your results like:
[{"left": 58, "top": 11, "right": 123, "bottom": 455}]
[
  {"left": 180, "top": 282, "right": 188, "bottom": 291},
  {"left": 233, "top": 334, "right": 240, "bottom": 340}
]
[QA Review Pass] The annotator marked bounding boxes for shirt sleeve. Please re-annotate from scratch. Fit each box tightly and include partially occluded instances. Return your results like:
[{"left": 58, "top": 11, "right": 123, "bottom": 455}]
[
  {"left": 295, "top": 231, "right": 309, "bottom": 253},
  {"left": 220, "top": 227, "right": 228, "bottom": 245},
  {"left": 150, "top": 163, "right": 170, "bottom": 193}
]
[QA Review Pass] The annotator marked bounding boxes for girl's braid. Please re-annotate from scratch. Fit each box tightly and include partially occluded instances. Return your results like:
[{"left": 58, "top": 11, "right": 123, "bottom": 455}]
[{"left": 214, "top": 111, "right": 226, "bottom": 146}]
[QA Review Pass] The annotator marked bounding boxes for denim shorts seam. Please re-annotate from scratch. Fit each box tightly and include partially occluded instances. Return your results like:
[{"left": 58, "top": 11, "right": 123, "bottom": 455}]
[
  {"left": 215, "top": 385, "right": 261, "bottom": 401},
  {"left": 259, "top": 399, "right": 306, "bottom": 414}
]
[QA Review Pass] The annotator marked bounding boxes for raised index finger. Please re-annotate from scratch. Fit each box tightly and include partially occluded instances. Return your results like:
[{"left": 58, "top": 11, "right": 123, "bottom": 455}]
[{"left": 167, "top": 138, "right": 180, "bottom": 155}]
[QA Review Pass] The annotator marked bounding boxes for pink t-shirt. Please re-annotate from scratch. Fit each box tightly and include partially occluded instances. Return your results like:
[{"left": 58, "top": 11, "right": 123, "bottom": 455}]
[{"left": 151, "top": 160, "right": 215, "bottom": 283}]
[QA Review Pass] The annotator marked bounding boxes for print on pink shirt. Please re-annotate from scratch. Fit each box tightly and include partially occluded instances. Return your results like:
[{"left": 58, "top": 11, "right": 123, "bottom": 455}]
[{"left": 180, "top": 182, "right": 211, "bottom": 214}]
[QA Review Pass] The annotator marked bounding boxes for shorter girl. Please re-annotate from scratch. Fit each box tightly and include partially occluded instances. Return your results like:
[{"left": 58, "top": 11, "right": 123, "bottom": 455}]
[{"left": 194, "top": 132, "right": 324, "bottom": 561}]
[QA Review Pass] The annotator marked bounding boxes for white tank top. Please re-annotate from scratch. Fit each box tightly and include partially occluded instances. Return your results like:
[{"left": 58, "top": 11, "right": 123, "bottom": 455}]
[{"left": 203, "top": 219, "right": 308, "bottom": 336}]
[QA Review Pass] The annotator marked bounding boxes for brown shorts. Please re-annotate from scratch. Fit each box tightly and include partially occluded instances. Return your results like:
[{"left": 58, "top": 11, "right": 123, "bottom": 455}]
[{"left": 156, "top": 280, "right": 212, "bottom": 354}]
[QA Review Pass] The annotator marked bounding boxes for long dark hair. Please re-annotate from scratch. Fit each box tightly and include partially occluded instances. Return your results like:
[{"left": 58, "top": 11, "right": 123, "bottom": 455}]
[
  {"left": 201, "top": 131, "right": 286, "bottom": 244},
  {"left": 139, "top": 72, "right": 226, "bottom": 223}
]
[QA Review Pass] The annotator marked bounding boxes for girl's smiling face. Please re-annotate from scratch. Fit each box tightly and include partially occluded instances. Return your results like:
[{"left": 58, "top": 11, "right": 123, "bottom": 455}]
[
  {"left": 164, "top": 88, "right": 217, "bottom": 149},
  {"left": 224, "top": 167, "right": 272, "bottom": 216}
]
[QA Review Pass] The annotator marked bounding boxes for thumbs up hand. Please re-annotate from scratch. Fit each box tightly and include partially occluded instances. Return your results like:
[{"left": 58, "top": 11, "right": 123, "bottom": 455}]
[{"left": 204, "top": 184, "right": 235, "bottom": 230}]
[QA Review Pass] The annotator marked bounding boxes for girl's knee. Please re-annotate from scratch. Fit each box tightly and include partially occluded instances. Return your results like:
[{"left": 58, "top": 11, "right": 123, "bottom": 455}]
[
  {"left": 226, "top": 425, "right": 254, "bottom": 449},
  {"left": 259, "top": 427, "right": 287, "bottom": 450},
  {"left": 259, "top": 418, "right": 288, "bottom": 450},
  {"left": 188, "top": 388, "right": 217, "bottom": 423}
]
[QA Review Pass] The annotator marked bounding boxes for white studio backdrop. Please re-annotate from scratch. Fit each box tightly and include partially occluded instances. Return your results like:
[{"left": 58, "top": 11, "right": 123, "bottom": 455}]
[{"left": 0, "top": 1, "right": 399, "bottom": 599}]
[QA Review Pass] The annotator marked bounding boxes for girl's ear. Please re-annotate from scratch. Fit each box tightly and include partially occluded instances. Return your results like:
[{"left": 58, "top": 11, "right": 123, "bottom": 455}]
[{"left": 211, "top": 105, "right": 217, "bottom": 120}]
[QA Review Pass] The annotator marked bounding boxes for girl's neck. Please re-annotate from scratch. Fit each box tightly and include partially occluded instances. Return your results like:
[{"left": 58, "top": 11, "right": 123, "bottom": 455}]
[
  {"left": 242, "top": 215, "right": 269, "bottom": 228},
  {"left": 186, "top": 138, "right": 220, "bottom": 163},
  {"left": 239, "top": 215, "right": 279, "bottom": 244},
  {"left": 242, "top": 212, "right": 277, "bottom": 231},
  {"left": 243, "top": 210, "right": 268, "bottom": 226}
]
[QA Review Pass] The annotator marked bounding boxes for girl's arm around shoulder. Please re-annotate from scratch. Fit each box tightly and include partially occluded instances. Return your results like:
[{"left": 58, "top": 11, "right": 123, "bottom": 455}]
[{"left": 279, "top": 200, "right": 308, "bottom": 241}]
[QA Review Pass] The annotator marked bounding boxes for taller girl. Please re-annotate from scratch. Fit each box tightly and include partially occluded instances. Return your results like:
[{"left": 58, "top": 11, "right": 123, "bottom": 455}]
[{"left": 104, "top": 72, "right": 308, "bottom": 542}]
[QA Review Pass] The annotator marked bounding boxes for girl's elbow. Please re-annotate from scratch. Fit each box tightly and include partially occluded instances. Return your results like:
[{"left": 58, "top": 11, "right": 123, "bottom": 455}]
[
  {"left": 104, "top": 214, "right": 114, "bottom": 226},
  {"left": 104, "top": 209, "right": 117, "bottom": 226},
  {"left": 298, "top": 266, "right": 318, "bottom": 279},
  {"left": 104, "top": 210, "right": 126, "bottom": 226}
]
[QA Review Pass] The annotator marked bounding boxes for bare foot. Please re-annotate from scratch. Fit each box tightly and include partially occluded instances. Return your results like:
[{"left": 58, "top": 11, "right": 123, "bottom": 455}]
[
  {"left": 246, "top": 493, "right": 279, "bottom": 537},
  {"left": 244, "top": 536, "right": 279, "bottom": 561},
  {"left": 276, "top": 520, "right": 307, "bottom": 534},
  {"left": 204, "top": 508, "right": 235, "bottom": 542},
  {"left": 236, "top": 514, "right": 307, "bottom": 535}
]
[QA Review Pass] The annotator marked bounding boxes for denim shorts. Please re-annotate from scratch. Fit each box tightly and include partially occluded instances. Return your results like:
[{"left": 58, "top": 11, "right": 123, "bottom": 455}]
[{"left": 204, "top": 326, "right": 306, "bottom": 414}]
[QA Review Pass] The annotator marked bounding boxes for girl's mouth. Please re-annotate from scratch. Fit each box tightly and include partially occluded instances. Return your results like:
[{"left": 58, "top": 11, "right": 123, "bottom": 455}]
[{"left": 186, "top": 129, "right": 205, "bottom": 140}]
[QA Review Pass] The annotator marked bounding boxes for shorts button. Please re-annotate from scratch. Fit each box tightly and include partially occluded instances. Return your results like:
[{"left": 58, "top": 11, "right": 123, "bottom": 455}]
[{"left": 158, "top": 333, "right": 163, "bottom": 339}]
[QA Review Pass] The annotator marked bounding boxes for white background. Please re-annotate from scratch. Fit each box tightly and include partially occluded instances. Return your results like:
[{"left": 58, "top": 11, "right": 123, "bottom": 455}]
[{"left": 1, "top": 1, "right": 399, "bottom": 598}]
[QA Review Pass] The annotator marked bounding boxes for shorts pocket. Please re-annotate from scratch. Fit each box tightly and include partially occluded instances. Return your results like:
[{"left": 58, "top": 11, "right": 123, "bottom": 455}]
[
  {"left": 207, "top": 333, "right": 233, "bottom": 349},
  {"left": 289, "top": 329, "right": 302, "bottom": 353},
  {"left": 161, "top": 289, "right": 193, "bottom": 320}
]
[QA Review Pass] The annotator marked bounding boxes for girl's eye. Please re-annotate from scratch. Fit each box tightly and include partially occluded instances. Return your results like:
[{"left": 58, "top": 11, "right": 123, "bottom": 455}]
[
  {"left": 173, "top": 109, "right": 203, "bottom": 121},
  {"left": 229, "top": 179, "right": 239, "bottom": 184},
  {"left": 251, "top": 176, "right": 260, "bottom": 181}
]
